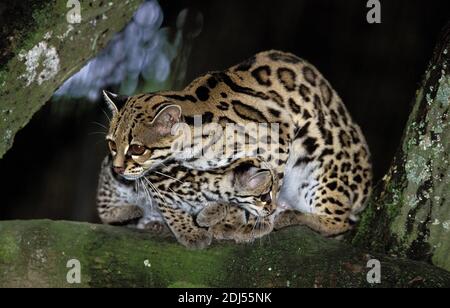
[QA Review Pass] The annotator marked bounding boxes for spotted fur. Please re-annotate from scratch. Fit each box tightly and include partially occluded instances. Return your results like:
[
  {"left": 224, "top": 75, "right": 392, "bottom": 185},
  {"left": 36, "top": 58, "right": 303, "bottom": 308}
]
[
  {"left": 97, "top": 156, "right": 278, "bottom": 248},
  {"left": 101, "top": 50, "right": 372, "bottom": 238}
]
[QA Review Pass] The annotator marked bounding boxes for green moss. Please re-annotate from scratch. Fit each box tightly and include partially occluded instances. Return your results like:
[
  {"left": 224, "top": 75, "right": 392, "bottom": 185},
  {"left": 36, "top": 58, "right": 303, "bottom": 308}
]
[
  {"left": 0, "top": 69, "right": 7, "bottom": 87},
  {"left": 0, "top": 232, "right": 20, "bottom": 263},
  {"left": 1, "top": 220, "right": 450, "bottom": 287},
  {"left": 351, "top": 200, "right": 377, "bottom": 245},
  {"left": 351, "top": 171, "right": 405, "bottom": 251},
  {"left": 384, "top": 184, "right": 404, "bottom": 220},
  {"left": 21, "top": 3, "right": 58, "bottom": 50},
  {"left": 0, "top": 1, "right": 59, "bottom": 67},
  {"left": 0, "top": 0, "right": 144, "bottom": 159},
  {"left": 168, "top": 281, "right": 209, "bottom": 288},
  {"left": 431, "top": 227, "right": 450, "bottom": 271},
  {"left": 147, "top": 244, "right": 233, "bottom": 287},
  {"left": 35, "top": 221, "right": 235, "bottom": 287}
]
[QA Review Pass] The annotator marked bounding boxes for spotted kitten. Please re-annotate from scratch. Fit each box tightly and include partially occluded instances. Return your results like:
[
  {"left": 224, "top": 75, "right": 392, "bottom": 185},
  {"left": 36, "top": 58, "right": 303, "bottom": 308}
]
[{"left": 97, "top": 156, "right": 277, "bottom": 248}]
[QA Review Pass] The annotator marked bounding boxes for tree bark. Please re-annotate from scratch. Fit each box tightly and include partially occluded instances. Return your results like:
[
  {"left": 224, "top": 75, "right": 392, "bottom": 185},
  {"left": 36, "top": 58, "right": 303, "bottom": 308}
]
[
  {"left": 0, "top": 219, "right": 449, "bottom": 288},
  {"left": 0, "top": 0, "right": 143, "bottom": 159},
  {"left": 351, "top": 22, "right": 450, "bottom": 272}
]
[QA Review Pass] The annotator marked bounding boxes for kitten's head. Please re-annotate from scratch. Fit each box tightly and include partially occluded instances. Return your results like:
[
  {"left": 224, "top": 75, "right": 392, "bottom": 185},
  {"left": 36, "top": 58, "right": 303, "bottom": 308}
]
[
  {"left": 104, "top": 91, "right": 183, "bottom": 179},
  {"left": 229, "top": 161, "right": 278, "bottom": 217}
]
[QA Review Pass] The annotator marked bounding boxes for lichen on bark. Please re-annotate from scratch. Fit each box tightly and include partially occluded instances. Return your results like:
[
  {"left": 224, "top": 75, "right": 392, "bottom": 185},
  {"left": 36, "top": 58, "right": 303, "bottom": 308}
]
[
  {"left": 352, "top": 24, "right": 450, "bottom": 272},
  {"left": 0, "top": 0, "right": 144, "bottom": 159}
]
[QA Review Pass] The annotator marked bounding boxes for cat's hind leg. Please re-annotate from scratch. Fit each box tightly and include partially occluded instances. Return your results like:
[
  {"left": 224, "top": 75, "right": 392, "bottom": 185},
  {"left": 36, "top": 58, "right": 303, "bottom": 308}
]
[{"left": 275, "top": 188, "right": 353, "bottom": 237}]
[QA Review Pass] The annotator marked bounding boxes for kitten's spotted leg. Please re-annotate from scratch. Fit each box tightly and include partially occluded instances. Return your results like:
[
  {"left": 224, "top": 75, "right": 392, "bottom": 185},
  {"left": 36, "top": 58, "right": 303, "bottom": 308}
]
[
  {"left": 159, "top": 204, "right": 212, "bottom": 249},
  {"left": 98, "top": 203, "right": 143, "bottom": 225}
]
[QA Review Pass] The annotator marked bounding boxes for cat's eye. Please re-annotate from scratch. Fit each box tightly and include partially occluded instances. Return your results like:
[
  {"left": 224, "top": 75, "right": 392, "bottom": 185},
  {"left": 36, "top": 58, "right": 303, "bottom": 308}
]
[
  {"left": 129, "top": 144, "right": 146, "bottom": 156},
  {"left": 108, "top": 141, "right": 117, "bottom": 152}
]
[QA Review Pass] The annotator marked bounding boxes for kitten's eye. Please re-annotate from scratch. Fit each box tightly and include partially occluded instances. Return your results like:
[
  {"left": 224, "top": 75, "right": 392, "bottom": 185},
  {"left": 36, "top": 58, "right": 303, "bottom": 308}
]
[
  {"left": 261, "top": 192, "right": 272, "bottom": 203},
  {"left": 108, "top": 141, "right": 117, "bottom": 152},
  {"left": 130, "top": 144, "right": 146, "bottom": 156}
]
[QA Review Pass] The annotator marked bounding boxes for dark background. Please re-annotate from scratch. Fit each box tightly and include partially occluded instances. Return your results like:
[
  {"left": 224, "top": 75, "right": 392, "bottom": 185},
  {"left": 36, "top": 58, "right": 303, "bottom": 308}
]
[{"left": 1, "top": 0, "right": 449, "bottom": 222}]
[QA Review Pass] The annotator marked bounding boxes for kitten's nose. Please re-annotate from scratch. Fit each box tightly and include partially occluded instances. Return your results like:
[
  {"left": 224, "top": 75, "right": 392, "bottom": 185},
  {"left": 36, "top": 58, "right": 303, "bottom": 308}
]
[
  {"left": 113, "top": 166, "right": 125, "bottom": 174},
  {"left": 268, "top": 208, "right": 276, "bottom": 216}
]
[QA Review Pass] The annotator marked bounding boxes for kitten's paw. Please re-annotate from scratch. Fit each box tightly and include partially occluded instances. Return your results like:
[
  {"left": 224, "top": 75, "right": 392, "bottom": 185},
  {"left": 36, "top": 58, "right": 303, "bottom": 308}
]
[
  {"left": 178, "top": 229, "right": 212, "bottom": 250},
  {"left": 196, "top": 203, "right": 227, "bottom": 227},
  {"left": 148, "top": 222, "right": 168, "bottom": 233},
  {"left": 210, "top": 224, "right": 237, "bottom": 241},
  {"left": 232, "top": 232, "right": 262, "bottom": 244},
  {"left": 233, "top": 221, "right": 273, "bottom": 243},
  {"left": 234, "top": 236, "right": 256, "bottom": 244},
  {"left": 196, "top": 213, "right": 212, "bottom": 227},
  {"left": 136, "top": 218, "right": 168, "bottom": 233}
]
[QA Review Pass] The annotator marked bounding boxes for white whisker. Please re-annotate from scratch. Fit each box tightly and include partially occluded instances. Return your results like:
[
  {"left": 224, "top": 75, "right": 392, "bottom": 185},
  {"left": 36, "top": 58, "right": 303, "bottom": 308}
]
[
  {"left": 91, "top": 121, "right": 108, "bottom": 130},
  {"left": 139, "top": 178, "right": 151, "bottom": 205},
  {"left": 88, "top": 131, "right": 107, "bottom": 136},
  {"left": 159, "top": 161, "right": 170, "bottom": 168},
  {"left": 249, "top": 214, "right": 259, "bottom": 241},
  {"left": 153, "top": 171, "right": 186, "bottom": 185},
  {"left": 167, "top": 187, "right": 187, "bottom": 200},
  {"left": 143, "top": 176, "right": 164, "bottom": 202},
  {"left": 102, "top": 108, "right": 111, "bottom": 122}
]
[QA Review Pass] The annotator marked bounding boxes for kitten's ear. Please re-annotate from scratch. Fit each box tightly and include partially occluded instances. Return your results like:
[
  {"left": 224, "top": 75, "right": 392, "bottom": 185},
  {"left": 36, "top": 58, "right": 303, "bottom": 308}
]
[
  {"left": 152, "top": 105, "right": 182, "bottom": 135},
  {"left": 103, "top": 90, "right": 128, "bottom": 114},
  {"left": 237, "top": 169, "right": 273, "bottom": 195}
]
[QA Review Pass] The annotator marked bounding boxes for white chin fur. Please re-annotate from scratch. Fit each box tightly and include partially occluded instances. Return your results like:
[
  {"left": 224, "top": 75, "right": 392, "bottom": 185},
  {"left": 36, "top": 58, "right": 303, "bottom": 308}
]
[{"left": 121, "top": 173, "right": 143, "bottom": 180}]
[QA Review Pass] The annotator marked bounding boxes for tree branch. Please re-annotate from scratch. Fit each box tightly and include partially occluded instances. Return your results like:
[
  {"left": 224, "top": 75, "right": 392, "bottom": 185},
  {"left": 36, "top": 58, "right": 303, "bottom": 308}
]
[
  {"left": 351, "top": 22, "right": 450, "bottom": 272},
  {"left": 0, "top": 0, "right": 143, "bottom": 159},
  {"left": 0, "top": 220, "right": 449, "bottom": 287}
]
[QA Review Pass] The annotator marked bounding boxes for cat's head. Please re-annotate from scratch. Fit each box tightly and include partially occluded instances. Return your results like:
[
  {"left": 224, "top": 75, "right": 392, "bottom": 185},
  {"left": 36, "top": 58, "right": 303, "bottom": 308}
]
[
  {"left": 104, "top": 91, "right": 183, "bottom": 179},
  {"left": 229, "top": 161, "right": 278, "bottom": 217}
]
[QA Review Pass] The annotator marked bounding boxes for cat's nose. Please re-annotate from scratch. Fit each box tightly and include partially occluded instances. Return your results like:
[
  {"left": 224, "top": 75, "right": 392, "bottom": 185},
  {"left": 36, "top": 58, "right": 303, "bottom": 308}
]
[{"left": 113, "top": 166, "right": 125, "bottom": 174}]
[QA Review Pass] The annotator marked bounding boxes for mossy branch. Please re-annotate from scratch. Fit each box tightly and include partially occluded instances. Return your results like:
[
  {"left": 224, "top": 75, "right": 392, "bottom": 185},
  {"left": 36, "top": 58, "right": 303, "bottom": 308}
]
[
  {"left": 0, "top": 220, "right": 449, "bottom": 287},
  {"left": 0, "top": 0, "right": 144, "bottom": 159}
]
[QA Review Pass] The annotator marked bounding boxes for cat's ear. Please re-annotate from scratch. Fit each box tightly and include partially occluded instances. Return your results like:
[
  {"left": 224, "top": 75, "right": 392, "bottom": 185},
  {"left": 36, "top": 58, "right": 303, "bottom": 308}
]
[
  {"left": 152, "top": 105, "right": 182, "bottom": 135},
  {"left": 236, "top": 169, "right": 272, "bottom": 195},
  {"left": 103, "top": 90, "right": 128, "bottom": 114}
]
